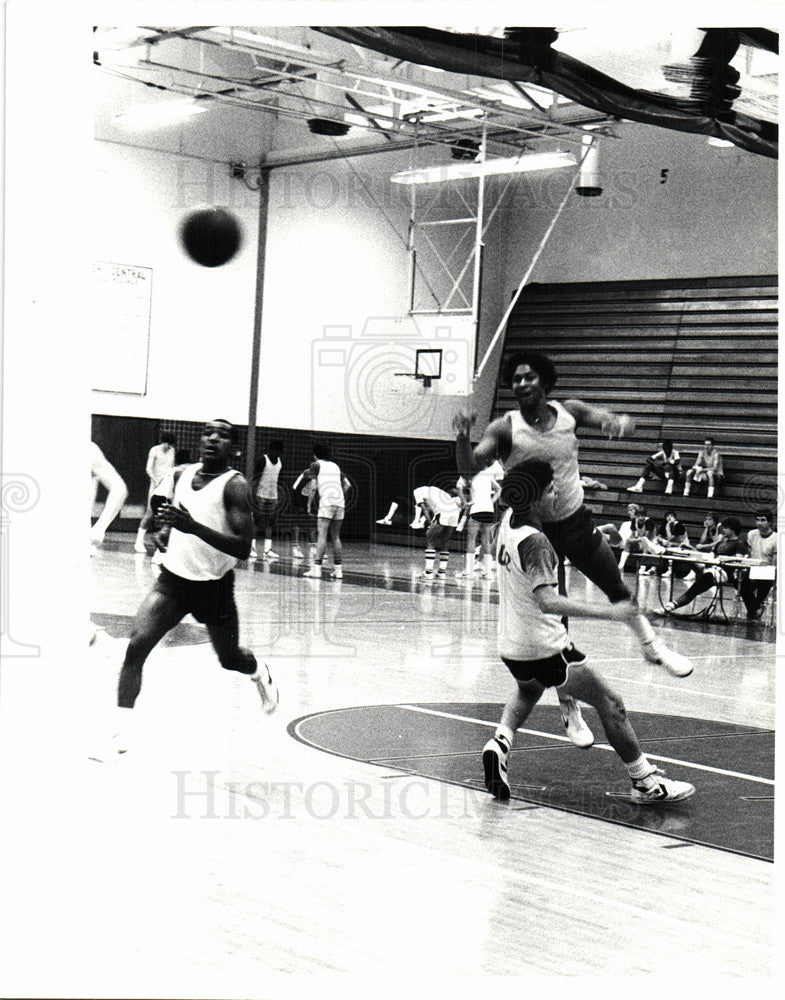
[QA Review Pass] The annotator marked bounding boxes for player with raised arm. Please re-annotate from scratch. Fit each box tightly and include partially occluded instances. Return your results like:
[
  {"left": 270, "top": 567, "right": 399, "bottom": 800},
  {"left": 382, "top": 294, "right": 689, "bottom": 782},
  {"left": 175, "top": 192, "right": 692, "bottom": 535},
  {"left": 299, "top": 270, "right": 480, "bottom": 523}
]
[{"left": 454, "top": 350, "right": 693, "bottom": 688}]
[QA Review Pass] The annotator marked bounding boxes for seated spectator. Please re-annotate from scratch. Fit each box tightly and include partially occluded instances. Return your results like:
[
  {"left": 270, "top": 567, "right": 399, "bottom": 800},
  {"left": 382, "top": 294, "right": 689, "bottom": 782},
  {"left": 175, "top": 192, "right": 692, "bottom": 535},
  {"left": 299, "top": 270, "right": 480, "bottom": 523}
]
[
  {"left": 683, "top": 438, "right": 724, "bottom": 498},
  {"left": 628, "top": 439, "right": 682, "bottom": 495},
  {"left": 665, "top": 516, "right": 748, "bottom": 612},
  {"left": 635, "top": 518, "right": 667, "bottom": 576},
  {"left": 598, "top": 502, "right": 643, "bottom": 551},
  {"left": 739, "top": 510, "right": 777, "bottom": 620},
  {"left": 617, "top": 514, "right": 648, "bottom": 572},
  {"left": 695, "top": 511, "right": 722, "bottom": 550},
  {"left": 660, "top": 520, "right": 695, "bottom": 579}
]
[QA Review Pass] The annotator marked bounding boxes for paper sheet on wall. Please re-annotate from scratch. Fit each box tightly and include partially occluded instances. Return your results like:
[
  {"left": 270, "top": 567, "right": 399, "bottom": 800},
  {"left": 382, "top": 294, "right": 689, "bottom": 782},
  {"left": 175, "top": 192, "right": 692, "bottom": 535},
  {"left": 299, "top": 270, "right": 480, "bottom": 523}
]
[{"left": 92, "top": 261, "right": 152, "bottom": 395}]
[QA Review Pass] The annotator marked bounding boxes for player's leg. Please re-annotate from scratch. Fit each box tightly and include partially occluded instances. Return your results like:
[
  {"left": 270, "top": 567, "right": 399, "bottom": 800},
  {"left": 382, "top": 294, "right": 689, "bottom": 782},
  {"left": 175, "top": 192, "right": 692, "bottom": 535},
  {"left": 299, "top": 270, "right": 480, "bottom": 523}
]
[
  {"left": 460, "top": 517, "right": 480, "bottom": 577},
  {"left": 435, "top": 524, "right": 453, "bottom": 578},
  {"left": 328, "top": 515, "right": 343, "bottom": 578},
  {"left": 666, "top": 568, "right": 721, "bottom": 611},
  {"left": 206, "top": 597, "right": 278, "bottom": 714},
  {"left": 559, "top": 661, "right": 694, "bottom": 802},
  {"left": 118, "top": 587, "right": 185, "bottom": 708},
  {"left": 305, "top": 517, "right": 331, "bottom": 577},
  {"left": 483, "top": 677, "right": 544, "bottom": 800}
]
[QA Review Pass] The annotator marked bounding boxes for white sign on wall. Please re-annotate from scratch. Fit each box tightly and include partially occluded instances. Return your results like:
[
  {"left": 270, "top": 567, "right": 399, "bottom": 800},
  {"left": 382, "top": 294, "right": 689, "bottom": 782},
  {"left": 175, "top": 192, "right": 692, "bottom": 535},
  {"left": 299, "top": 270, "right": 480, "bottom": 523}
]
[{"left": 92, "top": 261, "right": 153, "bottom": 395}]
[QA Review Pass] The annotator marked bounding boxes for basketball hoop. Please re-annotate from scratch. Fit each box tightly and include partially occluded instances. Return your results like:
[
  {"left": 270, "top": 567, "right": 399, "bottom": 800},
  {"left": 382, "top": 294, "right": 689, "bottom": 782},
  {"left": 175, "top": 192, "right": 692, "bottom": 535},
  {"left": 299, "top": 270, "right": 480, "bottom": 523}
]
[{"left": 394, "top": 348, "right": 442, "bottom": 389}]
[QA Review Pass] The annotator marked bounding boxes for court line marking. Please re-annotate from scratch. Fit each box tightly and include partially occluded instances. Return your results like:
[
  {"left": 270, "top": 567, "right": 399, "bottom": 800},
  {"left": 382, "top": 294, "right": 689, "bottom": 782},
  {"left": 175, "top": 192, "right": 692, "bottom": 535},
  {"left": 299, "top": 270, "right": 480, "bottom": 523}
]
[{"left": 397, "top": 704, "right": 774, "bottom": 786}]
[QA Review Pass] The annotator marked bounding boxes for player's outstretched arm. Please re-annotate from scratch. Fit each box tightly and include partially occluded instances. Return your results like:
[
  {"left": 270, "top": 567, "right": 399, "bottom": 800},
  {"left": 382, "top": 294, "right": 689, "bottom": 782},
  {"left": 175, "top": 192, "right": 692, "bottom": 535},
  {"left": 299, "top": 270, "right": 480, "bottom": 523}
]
[
  {"left": 533, "top": 585, "right": 638, "bottom": 623},
  {"left": 454, "top": 411, "right": 511, "bottom": 476},
  {"left": 563, "top": 399, "right": 636, "bottom": 439}
]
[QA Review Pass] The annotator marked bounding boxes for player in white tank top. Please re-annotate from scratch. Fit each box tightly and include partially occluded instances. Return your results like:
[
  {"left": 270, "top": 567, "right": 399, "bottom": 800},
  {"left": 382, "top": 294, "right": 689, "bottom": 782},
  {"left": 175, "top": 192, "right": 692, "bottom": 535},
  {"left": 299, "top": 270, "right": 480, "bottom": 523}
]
[
  {"left": 454, "top": 349, "right": 693, "bottom": 681},
  {"left": 105, "top": 420, "right": 278, "bottom": 760}
]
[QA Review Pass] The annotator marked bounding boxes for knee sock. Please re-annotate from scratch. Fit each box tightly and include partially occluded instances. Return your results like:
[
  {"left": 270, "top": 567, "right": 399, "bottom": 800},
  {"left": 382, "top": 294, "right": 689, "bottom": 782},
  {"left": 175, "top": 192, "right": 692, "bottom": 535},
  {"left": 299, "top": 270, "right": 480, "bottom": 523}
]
[
  {"left": 424, "top": 549, "right": 436, "bottom": 573},
  {"left": 438, "top": 551, "right": 450, "bottom": 573}
]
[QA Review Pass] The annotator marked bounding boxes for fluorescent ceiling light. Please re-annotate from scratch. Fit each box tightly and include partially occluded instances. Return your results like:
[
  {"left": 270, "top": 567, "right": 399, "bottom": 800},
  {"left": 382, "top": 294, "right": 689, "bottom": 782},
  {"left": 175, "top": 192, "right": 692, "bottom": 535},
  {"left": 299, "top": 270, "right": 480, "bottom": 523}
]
[
  {"left": 113, "top": 99, "right": 209, "bottom": 130},
  {"left": 391, "top": 151, "right": 576, "bottom": 184},
  {"left": 420, "top": 107, "right": 484, "bottom": 123}
]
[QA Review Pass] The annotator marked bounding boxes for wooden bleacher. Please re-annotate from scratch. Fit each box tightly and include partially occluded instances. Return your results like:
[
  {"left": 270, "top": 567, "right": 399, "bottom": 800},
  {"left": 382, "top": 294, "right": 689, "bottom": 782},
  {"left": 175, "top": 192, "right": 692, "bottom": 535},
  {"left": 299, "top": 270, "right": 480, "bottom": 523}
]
[{"left": 495, "top": 275, "right": 777, "bottom": 542}]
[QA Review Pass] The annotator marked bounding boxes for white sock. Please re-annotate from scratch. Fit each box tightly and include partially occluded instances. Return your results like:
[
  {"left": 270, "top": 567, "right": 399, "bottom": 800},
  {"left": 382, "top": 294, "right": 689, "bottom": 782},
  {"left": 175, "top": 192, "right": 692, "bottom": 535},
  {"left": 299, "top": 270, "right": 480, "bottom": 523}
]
[
  {"left": 465, "top": 552, "right": 474, "bottom": 574},
  {"left": 618, "top": 551, "right": 629, "bottom": 570},
  {"left": 483, "top": 553, "right": 494, "bottom": 576},
  {"left": 134, "top": 528, "right": 146, "bottom": 545},
  {"left": 625, "top": 755, "right": 656, "bottom": 783},
  {"left": 438, "top": 551, "right": 450, "bottom": 572},
  {"left": 630, "top": 612, "right": 656, "bottom": 645},
  {"left": 424, "top": 549, "right": 436, "bottom": 573},
  {"left": 263, "top": 538, "right": 272, "bottom": 553}
]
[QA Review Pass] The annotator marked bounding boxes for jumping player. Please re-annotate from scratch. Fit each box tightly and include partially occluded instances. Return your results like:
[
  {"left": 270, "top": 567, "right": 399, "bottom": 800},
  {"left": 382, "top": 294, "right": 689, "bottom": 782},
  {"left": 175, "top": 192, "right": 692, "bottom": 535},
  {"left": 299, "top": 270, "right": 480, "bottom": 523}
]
[
  {"left": 98, "top": 419, "right": 278, "bottom": 758},
  {"left": 454, "top": 349, "right": 693, "bottom": 683},
  {"left": 482, "top": 459, "right": 696, "bottom": 805}
]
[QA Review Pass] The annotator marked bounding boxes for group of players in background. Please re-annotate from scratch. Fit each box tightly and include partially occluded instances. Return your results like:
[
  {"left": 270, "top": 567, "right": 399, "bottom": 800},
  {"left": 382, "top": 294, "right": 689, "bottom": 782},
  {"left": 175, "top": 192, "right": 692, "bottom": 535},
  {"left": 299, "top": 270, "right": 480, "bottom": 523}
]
[{"left": 90, "top": 348, "right": 776, "bottom": 806}]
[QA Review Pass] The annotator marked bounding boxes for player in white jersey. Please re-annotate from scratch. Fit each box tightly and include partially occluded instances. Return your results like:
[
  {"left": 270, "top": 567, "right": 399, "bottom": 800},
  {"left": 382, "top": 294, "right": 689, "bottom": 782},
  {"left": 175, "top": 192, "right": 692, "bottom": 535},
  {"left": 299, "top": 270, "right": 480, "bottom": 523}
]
[
  {"left": 412, "top": 484, "right": 464, "bottom": 580},
  {"left": 482, "top": 459, "right": 695, "bottom": 805},
  {"left": 454, "top": 349, "right": 692, "bottom": 682},
  {"left": 96, "top": 420, "right": 278, "bottom": 759},
  {"left": 456, "top": 460, "right": 504, "bottom": 579},
  {"left": 251, "top": 439, "right": 284, "bottom": 560},
  {"left": 303, "top": 441, "right": 351, "bottom": 579}
]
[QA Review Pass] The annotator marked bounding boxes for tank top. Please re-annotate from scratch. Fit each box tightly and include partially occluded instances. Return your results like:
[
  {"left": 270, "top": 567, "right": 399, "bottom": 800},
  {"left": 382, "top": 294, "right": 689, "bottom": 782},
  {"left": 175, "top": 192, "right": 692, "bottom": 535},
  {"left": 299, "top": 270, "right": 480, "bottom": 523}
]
[
  {"left": 316, "top": 460, "right": 345, "bottom": 508},
  {"left": 496, "top": 511, "right": 567, "bottom": 660},
  {"left": 256, "top": 455, "right": 282, "bottom": 501},
  {"left": 163, "top": 464, "right": 240, "bottom": 581},
  {"left": 469, "top": 460, "right": 504, "bottom": 515},
  {"left": 505, "top": 403, "right": 584, "bottom": 522}
]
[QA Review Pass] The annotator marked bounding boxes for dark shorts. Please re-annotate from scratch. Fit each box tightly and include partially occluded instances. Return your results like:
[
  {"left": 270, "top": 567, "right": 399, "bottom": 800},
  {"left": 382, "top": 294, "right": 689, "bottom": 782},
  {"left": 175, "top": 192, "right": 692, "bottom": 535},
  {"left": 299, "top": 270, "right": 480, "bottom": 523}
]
[
  {"left": 154, "top": 567, "right": 236, "bottom": 627},
  {"left": 470, "top": 512, "right": 497, "bottom": 525},
  {"left": 542, "top": 505, "right": 601, "bottom": 561},
  {"left": 502, "top": 644, "right": 587, "bottom": 688}
]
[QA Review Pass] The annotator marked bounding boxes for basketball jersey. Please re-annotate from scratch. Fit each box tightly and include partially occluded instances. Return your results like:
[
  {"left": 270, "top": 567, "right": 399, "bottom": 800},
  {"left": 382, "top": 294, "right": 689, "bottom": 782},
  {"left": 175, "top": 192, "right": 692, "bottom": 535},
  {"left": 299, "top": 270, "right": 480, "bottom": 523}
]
[
  {"left": 468, "top": 460, "right": 504, "bottom": 515},
  {"left": 148, "top": 444, "right": 175, "bottom": 487},
  {"left": 505, "top": 403, "right": 583, "bottom": 522},
  {"left": 163, "top": 464, "right": 240, "bottom": 581},
  {"left": 413, "top": 486, "right": 462, "bottom": 527},
  {"left": 315, "top": 460, "right": 345, "bottom": 508},
  {"left": 256, "top": 455, "right": 282, "bottom": 501},
  {"left": 496, "top": 509, "right": 567, "bottom": 660}
]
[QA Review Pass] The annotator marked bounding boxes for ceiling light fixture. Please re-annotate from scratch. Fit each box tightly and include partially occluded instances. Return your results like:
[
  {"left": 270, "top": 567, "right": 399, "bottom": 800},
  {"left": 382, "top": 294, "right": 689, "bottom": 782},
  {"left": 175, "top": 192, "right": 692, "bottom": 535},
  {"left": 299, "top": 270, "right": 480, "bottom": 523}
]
[
  {"left": 390, "top": 150, "right": 576, "bottom": 184},
  {"left": 113, "top": 99, "right": 209, "bottom": 131}
]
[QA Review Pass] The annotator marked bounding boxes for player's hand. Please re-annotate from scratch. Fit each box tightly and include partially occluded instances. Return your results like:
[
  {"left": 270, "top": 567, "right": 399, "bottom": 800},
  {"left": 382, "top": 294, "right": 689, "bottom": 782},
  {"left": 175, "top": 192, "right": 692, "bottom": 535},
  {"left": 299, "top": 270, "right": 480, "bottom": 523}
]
[
  {"left": 157, "top": 502, "right": 198, "bottom": 534},
  {"left": 452, "top": 409, "right": 477, "bottom": 437},
  {"left": 154, "top": 528, "right": 170, "bottom": 552},
  {"left": 600, "top": 413, "right": 635, "bottom": 439}
]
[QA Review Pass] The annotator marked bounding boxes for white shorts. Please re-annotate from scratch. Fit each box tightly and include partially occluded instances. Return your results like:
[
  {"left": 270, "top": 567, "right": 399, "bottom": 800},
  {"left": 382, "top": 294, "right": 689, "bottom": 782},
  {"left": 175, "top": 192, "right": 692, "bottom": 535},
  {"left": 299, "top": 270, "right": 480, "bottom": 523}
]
[{"left": 318, "top": 503, "right": 344, "bottom": 521}]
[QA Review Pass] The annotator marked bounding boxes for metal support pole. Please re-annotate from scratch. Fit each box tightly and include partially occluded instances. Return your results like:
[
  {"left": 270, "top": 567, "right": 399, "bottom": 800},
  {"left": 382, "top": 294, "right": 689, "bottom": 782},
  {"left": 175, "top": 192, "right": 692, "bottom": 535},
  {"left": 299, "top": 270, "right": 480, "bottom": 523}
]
[{"left": 245, "top": 169, "right": 271, "bottom": 484}]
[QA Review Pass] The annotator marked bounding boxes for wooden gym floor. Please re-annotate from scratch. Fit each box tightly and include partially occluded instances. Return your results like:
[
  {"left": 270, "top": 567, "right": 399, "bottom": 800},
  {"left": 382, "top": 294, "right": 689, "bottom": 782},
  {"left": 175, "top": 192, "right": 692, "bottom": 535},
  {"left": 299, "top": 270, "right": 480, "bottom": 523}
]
[{"left": 3, "top": 536, "right": 775, "bottom": 995}]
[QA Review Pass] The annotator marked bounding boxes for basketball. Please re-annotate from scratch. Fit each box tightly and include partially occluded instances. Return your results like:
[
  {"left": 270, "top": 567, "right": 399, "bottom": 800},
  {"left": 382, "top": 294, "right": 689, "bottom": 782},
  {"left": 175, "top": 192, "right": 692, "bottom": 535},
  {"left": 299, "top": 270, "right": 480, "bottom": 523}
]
[{"left": 179, "top": 206, "right": 243, "bottom": 267}]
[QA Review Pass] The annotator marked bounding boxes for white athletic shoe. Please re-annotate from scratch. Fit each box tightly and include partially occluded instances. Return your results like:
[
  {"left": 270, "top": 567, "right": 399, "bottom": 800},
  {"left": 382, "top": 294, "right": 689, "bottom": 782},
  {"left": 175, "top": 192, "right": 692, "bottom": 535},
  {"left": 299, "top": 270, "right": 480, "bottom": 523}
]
[
  {"left": 643, "top": 637, "right": 693, "bottom": 677},
  {"left": 376, "top": 518, "right": 392, "bottom": 525},
  {"left": 559, "top": 698, "right": 594, "bottom": 748},
  {"left": 416, "top": 570, "right": 434, "bottom": 581},
  {"left": 331, "top": 567, "right": 343, "bottom": 580},
  {"left": 630, "top": 770, "right": 695, "bottom": 804},
  {"left": 134, "top": 542, "right": 147, "bottom": 554},
  {"left": 664, "top": 601, "right": 677, "bottom": 613},
  {"left": 292, "top": 546, "right": 305, "bottom": 560},
  {"left": 304, "top": 566, "right": 322, "bottom": 579},
  {"left": 482, "top": 738, "right": 510, "bottom": 800},
  {"left": 252, "top": 664, "right": 279, "bottom": 715},
  {"left": 627, "top": 483, "right": 644, "bottom": 493},
  {"left": 410, "top": 518, "right": 425, "bottom": 530},
  {"left": 265, "top": 550, "right": 280, "bottom": 561},
  {"left": 683, "top": 571, "right": 696, "bottom": 583}
]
